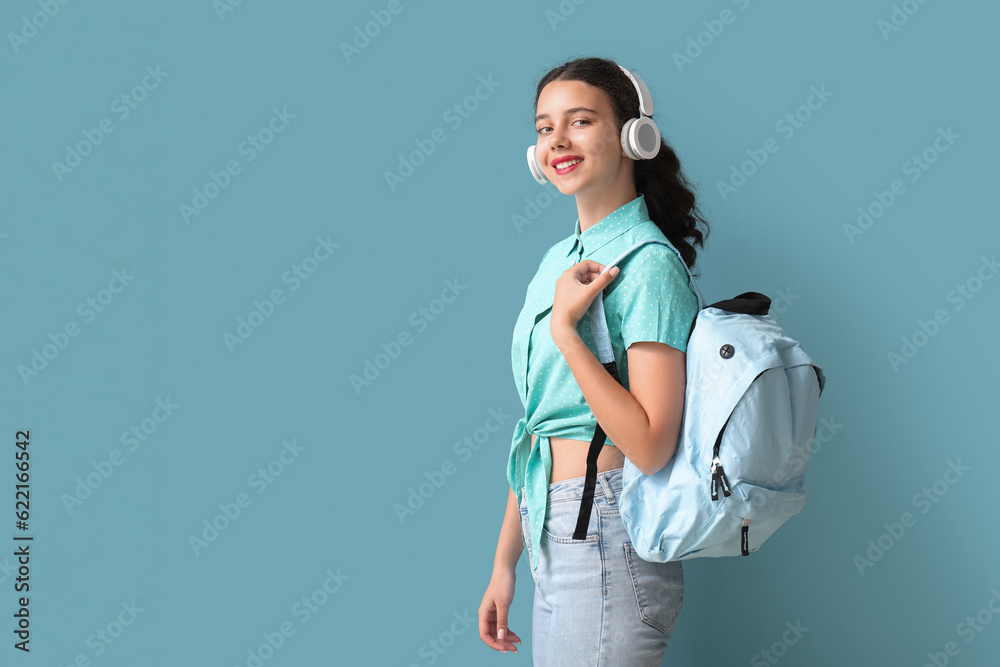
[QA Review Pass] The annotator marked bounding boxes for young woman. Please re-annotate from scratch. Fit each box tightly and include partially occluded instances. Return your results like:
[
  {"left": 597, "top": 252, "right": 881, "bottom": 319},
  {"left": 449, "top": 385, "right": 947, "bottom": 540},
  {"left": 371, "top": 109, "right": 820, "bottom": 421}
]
[{"left": 478, "top": 56, "right": 710, "bottom": 665}]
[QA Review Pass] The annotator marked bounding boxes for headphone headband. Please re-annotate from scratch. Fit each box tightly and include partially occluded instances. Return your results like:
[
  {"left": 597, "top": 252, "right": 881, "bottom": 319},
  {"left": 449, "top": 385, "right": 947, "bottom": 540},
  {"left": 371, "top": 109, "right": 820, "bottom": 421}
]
[{"left": 617, "top": 65, "right": 655, "bottom": 118}]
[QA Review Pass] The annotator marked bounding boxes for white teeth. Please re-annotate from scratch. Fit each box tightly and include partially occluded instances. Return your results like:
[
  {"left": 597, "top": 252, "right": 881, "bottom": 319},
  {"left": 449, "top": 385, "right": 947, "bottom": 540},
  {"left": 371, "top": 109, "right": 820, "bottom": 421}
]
[{"left": 555, "top": 158, "right": 582, "bottom": 169}]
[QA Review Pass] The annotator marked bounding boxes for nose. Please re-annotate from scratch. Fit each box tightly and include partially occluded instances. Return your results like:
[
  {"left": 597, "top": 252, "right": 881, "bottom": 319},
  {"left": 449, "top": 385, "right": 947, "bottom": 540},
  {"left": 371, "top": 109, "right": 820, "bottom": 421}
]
[{"left": 544, "top": 124, "right": 570, "bottom": 158}]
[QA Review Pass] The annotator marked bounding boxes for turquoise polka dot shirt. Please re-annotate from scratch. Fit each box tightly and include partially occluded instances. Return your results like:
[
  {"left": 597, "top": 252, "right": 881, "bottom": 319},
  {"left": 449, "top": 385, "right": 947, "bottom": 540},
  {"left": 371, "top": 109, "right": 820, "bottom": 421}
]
[{"left": 507, "top": 193, "right": 700, "bottom": 574}]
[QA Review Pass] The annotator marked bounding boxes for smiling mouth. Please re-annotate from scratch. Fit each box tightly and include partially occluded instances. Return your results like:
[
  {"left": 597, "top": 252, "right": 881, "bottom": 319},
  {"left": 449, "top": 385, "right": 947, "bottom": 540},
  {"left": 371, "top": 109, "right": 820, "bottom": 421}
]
[{"left": 553, "top": 158, "right": 583, "bottom": 171}]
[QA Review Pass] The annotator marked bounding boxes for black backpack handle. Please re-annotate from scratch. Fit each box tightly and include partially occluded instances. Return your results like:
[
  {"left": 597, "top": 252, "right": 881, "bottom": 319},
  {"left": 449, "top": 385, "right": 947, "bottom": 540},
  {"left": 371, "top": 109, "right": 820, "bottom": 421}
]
[{"left": 708, "top": 291, "right": 771, "bottom": 316}]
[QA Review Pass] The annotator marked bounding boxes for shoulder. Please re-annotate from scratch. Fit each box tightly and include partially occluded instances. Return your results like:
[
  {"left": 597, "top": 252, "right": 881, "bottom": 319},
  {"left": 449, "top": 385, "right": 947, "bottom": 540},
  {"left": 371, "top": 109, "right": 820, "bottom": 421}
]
[
  {"left": 621, "top": 241, "right": 687, "bottom": 273},
  {"left": 607, "top": 241, "right": 691, "bottom": 296}
]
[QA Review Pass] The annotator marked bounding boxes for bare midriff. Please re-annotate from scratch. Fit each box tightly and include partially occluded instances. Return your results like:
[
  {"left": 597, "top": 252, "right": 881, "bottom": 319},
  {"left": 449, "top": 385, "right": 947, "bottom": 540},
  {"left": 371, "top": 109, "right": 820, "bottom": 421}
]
[{"left": 532, "top": 433, "right": 626, "bottom": 484}]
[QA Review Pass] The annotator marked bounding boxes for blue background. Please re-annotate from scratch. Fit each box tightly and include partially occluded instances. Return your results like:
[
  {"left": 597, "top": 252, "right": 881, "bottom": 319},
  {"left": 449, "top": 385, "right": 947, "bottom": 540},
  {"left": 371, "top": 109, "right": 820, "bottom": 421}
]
[{"left": 1, "top": 0, "right": 998, "bottom": 664}]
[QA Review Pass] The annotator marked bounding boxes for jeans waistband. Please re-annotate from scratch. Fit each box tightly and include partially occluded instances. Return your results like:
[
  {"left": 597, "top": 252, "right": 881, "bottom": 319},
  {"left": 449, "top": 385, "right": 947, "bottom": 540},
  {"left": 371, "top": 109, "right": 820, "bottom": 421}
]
[{"left": 545, "top": 467, "right": 624, "bottom": 506}]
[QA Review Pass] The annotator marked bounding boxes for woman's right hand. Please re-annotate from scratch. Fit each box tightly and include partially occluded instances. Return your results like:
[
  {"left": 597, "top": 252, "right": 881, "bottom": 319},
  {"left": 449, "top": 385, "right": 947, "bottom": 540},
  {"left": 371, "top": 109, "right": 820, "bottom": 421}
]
[{"left": 478, "top": 569, "right": 522, "bottom": 654}]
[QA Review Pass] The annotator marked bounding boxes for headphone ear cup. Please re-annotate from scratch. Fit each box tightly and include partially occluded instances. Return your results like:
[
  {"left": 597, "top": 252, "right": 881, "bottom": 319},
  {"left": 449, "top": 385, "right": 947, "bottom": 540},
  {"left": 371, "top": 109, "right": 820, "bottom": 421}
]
[
  {"left": 619, "top": 119, "right": 639, "bottom": 160},
  {"left": 526, "top": 145, "right": 549, "bottom": 184},
  {"left": 621, "top": 117, "right": 661, "bottom": 160}
]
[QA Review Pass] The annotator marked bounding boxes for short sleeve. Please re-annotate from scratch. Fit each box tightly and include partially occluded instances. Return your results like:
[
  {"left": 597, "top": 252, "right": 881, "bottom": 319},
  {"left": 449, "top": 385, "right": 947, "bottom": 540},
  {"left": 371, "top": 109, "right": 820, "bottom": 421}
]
[{"left": 607, "top": 244, "right": 699, "bottom": 353}]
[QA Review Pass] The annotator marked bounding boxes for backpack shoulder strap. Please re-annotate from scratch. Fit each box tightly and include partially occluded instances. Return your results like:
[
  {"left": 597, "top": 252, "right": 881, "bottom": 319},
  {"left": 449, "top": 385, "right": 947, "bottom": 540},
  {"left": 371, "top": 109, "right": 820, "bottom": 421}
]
[{"left": 588, "top": 237, "right": 705, "bottom": 363}]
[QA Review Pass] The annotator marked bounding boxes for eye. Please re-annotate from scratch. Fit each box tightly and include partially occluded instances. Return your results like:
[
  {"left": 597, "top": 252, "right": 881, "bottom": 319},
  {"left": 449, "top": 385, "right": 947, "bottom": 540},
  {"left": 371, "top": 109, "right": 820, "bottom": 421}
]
[{"left": 536, "top": 119, "right": 591, "bottom": 134}]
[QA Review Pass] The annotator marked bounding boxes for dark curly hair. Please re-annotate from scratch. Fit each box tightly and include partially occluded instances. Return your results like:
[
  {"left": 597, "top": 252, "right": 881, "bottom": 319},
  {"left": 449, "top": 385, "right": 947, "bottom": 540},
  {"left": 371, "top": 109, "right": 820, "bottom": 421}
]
[{"left": 533, "top": 56, "right": 710, "bottom": 272}]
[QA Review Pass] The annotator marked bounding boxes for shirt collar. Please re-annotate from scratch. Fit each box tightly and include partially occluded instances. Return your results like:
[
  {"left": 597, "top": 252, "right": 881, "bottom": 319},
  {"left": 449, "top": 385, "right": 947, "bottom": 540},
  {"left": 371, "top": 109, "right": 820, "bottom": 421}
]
[{"left": 568, "top": 193, "right": 651, "bottom": 257}]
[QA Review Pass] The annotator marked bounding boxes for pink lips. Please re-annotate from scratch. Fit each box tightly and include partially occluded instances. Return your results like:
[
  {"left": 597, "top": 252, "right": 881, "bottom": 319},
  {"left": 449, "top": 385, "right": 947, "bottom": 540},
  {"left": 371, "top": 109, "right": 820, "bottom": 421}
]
[{"left": 553, "top": 156, "right": 583, "bottom": 174}]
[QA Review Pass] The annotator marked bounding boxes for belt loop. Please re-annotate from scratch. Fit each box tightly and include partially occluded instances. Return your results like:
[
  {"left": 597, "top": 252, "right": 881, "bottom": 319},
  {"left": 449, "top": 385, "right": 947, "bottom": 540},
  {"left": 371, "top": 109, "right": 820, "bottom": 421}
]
[{"left": 598, "top": 473, "right": 614, "bottom": 504}]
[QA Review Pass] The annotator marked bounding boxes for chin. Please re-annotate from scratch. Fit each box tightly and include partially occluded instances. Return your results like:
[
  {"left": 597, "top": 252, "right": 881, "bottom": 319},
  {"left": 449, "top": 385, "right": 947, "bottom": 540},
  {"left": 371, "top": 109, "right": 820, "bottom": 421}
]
[{"left": 549, "top": 177, "right": 584, "bottom": 196}]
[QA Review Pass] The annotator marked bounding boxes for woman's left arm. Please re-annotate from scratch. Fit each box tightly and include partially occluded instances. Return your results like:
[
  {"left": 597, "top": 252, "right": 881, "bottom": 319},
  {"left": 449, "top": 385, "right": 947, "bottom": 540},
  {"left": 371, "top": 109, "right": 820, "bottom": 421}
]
[
  {"left": 553, "top": 331, "right": 685, "bottom": 476},
  {"left": 551, "top": 259, "right": 686, "bottom": 477}
]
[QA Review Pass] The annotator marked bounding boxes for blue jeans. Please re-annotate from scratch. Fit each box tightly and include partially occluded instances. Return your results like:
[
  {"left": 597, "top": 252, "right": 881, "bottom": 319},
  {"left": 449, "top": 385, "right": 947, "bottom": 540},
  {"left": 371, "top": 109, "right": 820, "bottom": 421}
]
[{"left": 519, "top": 467, "right": 684, "bottom": 666}]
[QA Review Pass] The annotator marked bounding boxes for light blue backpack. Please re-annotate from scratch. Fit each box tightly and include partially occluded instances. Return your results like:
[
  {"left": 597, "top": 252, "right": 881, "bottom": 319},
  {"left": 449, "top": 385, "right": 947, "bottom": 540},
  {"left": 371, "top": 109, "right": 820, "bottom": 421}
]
[{"left": 571, "top": 237, "right": 826, "bottom": 562}]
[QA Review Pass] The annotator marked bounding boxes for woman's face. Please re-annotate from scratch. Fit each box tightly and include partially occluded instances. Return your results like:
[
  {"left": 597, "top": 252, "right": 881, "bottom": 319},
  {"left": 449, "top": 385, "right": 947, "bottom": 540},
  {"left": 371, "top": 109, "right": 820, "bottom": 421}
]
[{"left": 534, "top": 79, "right": 629, "bottom": 196}]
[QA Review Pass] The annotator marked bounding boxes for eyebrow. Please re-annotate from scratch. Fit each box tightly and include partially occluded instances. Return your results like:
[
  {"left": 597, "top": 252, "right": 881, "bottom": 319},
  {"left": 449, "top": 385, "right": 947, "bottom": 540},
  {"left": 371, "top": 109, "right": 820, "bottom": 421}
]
[{"left": 534, "top": 107, "right": 598, "bottom": 123}]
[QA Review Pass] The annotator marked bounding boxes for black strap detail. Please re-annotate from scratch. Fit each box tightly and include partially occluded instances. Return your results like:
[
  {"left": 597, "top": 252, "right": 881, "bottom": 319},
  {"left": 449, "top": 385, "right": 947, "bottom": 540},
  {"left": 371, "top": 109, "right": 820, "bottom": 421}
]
[
  {"left": 573, "top": 361, "right": 621, "bottom": 540},
  {"left": 708, "top": 291, "right": 771, "bottom": 316},
  {"left": 741, "top": 520, "right": 750, "bottom": 556}
]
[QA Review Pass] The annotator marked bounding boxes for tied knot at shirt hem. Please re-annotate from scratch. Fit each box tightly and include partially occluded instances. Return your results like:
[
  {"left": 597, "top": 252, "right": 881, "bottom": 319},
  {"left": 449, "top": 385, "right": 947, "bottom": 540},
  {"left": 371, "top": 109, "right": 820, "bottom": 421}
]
[{"left": 508, "top": 421, "right": 551, "bottom": 575}]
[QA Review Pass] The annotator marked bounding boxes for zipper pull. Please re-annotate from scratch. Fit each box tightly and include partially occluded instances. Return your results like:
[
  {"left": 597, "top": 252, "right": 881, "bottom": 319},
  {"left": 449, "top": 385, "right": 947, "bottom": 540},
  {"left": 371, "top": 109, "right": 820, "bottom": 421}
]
[
  {"left": 741, "top": 519, "right": 750, "bottom": 556},
  {"left": 711, "top": 455, "right": 732, "bottom": 500},
  {"left": 710, "top": 457, "right": 719, "bottom": 501}
]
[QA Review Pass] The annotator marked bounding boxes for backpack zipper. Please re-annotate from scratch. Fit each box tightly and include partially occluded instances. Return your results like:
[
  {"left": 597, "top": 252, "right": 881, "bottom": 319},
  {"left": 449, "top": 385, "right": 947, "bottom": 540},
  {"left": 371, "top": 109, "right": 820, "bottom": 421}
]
[{"left": 710, "top": 413, "right": 733, "bottom": 501}]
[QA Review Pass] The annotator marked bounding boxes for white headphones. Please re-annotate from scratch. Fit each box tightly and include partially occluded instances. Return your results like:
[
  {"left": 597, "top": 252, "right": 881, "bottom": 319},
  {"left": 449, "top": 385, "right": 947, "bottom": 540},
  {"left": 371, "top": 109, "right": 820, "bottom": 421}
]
[{"left": 527, "top": 64, "right": 661, "bottom": 185}]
